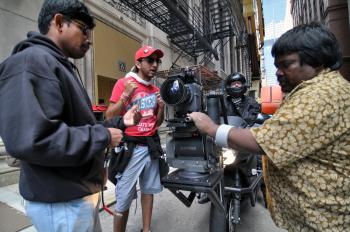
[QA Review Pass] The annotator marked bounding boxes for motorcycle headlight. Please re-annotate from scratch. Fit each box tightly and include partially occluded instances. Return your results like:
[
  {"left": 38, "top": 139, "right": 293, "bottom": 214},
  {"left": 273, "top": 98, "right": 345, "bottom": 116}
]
[{"left": 222, "top": 148, "right": 236, "bottom": 165}]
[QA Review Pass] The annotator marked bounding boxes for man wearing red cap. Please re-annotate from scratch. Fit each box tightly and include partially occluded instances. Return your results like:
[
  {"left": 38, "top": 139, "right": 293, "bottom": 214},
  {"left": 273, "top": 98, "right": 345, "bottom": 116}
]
[{"left": 106, "top": 45, "right": 165, "bottom": 232}]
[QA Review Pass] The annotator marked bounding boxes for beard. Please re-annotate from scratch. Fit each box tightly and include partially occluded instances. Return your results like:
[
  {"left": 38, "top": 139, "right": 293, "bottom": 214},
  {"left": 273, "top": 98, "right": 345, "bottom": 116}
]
[
  {"left": 278, "top": 76, "right": 294, "bottom": 93},
  {"left": 69, "top": 44, "right": 90, "bottom": 59}
]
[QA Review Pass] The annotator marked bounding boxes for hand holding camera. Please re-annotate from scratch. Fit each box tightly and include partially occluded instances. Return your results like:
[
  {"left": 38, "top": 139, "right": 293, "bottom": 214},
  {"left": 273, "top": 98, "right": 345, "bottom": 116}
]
[{"left": 187, "top": 112, "right": 218, "bottom": 138}]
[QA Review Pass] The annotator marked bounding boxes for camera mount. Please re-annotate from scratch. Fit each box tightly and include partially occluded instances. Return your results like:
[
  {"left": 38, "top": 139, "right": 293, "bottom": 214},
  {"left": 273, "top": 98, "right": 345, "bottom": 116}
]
[
  {"left": 157, "top": 65, "right": 226, "bottom": 212},
  {"left": 162, "top": 169, "right": 225, "bottom": 212}
]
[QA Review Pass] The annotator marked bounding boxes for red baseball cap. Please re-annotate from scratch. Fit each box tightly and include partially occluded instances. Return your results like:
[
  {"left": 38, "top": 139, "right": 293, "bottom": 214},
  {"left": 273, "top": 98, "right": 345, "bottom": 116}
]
[{"left": 134, "top": 45, "right": 164, "bottom": 64}]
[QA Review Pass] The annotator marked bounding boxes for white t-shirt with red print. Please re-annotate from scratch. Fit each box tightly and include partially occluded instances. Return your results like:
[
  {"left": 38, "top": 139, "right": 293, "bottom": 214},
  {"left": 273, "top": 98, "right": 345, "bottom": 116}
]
[{"left": 110, "top": 72, "right": 160, "bottom": 137}]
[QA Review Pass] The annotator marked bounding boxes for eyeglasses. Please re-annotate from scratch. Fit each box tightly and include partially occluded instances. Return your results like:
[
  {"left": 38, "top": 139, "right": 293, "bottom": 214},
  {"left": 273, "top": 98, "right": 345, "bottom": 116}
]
[
  {"left": 70, "top": 19, "right": 91, "bottom": 36},
  {"left": 142, "top": 57, "right": 162, "bottom": 65}
]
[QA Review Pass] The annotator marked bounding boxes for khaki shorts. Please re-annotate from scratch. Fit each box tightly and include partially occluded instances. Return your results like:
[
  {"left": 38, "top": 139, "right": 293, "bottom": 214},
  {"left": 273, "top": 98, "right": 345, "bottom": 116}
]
[{"left": 115, "top": 145, "right": 163, "bottom": 212}]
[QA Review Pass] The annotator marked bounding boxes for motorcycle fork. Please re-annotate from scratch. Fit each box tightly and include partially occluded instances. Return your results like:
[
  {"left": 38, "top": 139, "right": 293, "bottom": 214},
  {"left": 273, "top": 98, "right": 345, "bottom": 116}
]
[{"left": 232, "top": 168, "right": 241, "bottom": 224}]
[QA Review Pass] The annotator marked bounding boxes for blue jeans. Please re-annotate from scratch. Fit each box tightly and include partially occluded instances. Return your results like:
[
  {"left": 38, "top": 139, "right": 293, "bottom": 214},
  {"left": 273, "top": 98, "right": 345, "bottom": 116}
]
[{"left": 25, "top": 192, "right": 101, "bottom": 232}]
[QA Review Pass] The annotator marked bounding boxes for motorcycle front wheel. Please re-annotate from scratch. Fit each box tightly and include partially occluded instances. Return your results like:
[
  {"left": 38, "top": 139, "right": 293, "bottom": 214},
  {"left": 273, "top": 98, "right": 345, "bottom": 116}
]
[
  {"left": 209, "top": 178, "right": 226, "bottom": 232},
  {"left": 228, "top": 197, "right": 238, "bottom": 232},
  {"left": 209, "top": 195, "right": 239, "bottom": 232}
]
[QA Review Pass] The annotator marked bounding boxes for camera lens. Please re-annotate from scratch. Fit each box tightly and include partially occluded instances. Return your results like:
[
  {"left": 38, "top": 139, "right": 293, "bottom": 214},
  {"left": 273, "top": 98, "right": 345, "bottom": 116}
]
[{"left": 160, "top": 78, "right": 187, "bottom": 105}]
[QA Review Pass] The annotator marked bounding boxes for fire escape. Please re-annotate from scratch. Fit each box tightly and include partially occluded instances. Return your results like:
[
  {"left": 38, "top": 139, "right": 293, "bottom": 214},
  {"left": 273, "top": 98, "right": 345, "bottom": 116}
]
[{"left": 119, "top": 0, "right": 239, "bottom": 65}]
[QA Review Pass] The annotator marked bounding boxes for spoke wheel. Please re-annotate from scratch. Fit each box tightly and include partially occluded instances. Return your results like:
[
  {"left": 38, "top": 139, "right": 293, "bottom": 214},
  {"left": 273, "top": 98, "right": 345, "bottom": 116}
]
[{"left": 228, "top": 198, "right": 238, "bottom": 232}]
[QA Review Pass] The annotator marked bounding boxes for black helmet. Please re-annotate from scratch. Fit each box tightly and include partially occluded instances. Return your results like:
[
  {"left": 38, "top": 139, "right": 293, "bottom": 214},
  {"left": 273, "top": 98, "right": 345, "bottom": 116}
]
[{"left": 225, "top": 72, "right": 247, "bottom": 98}]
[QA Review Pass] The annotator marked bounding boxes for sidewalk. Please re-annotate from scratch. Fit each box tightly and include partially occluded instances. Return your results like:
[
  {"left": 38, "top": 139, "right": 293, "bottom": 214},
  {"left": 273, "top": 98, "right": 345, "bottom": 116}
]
[
  {"left": 0, "top": 183, "right": 35, "bottom": 232},
  {"left": 0, "top": 134, "right": 168, "bottom": 232},
  {"left": 0, "top": 181, "right": 117, "bottom": 232}
]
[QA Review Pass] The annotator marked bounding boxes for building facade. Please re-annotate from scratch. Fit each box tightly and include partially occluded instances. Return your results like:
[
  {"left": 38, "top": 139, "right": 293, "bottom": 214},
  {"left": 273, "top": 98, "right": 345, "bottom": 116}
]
[
  {"left": 0, "top": 0, "right": 264, "bottom": 182},
  {"left": 290, "top": 0, "right": 350, "bottom": 80},
  {"left": 261, "top": 0, "right": 293, "bottom": 86},
  {"left": 243, "top": 0, "right": 265, "bottom": 96},
  {"left": 0, "top": 0, "right": 264, "bottom": 103}
]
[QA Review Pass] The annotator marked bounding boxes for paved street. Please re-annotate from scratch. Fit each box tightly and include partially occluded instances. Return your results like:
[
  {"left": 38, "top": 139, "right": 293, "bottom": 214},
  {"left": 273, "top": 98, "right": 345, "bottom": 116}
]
[
  {"left": 100, "top": 183, "right": 287, "bottom": 232},
  {"left": 0, "top": 179, "right": 286, "bottom": 232},
  {"left": 1, "top": 138, "right": 286, "bottom": 232}
]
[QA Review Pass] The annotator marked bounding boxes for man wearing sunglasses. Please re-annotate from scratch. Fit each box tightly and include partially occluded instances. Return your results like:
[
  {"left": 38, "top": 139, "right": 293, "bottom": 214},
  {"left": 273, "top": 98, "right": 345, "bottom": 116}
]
[
  {"left": 106, "top": 45, "right": 165, "bottom": 232},
  {"left": 0, "top": 0, "right": 142, "bottom": 231}
]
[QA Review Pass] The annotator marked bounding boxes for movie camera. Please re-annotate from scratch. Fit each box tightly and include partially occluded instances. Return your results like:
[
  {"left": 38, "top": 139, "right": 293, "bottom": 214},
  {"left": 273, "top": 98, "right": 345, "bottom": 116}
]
[{"left": 159, "top": 65, "right": 226, "bottom": 213}]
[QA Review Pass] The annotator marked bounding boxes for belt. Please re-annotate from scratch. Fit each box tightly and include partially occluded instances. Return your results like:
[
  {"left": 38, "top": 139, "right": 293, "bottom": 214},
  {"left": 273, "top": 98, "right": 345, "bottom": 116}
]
[{"left": 135, "top": 143, "right": 147, "bottom": 147}]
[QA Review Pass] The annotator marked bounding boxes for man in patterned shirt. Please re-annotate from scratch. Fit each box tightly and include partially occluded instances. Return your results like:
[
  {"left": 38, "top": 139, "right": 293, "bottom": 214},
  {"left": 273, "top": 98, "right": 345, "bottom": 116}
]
[{"left": 188, "top": 22, "right": 350, "bottom": 231}]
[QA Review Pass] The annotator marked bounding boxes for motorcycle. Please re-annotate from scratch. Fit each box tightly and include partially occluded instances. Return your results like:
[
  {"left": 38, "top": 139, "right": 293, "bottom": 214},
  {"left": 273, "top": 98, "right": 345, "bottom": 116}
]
[{"left": 210, "top": 115, "right": 266, "bottom": 232}]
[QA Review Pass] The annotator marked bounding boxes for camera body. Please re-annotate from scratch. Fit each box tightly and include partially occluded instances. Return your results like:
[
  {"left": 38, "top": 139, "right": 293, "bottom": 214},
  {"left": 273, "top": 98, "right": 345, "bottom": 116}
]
[
  {"left": 159, "top": 66, "right": 226, "bottom": 217},
  {"left": 160, "top": 68, "right": 221, "bottom": 173},
  {"left": 165, "top": 129, "right": 219, "bottom": 173},
  {"left": 160, "top": 70, "right": 202, "bottom": 123}
]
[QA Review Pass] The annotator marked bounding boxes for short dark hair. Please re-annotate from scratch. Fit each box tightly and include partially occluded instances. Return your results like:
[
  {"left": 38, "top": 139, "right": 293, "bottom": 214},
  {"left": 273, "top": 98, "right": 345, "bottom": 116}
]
[
  {"left": 271, "top": 22, "right": 342, "bottom": 70},
  {"left": 131, "top": 65, "right": 139, "bottom": 73},
  {"left": 38, "top": 0, "right": 95, "bottom": 35}
]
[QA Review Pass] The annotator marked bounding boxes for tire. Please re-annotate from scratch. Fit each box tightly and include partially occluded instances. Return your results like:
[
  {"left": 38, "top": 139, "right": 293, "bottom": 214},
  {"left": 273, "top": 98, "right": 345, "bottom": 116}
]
[
  {"left": 210, "top": 194, "right": 241, "bottom": 232},
  {"left": 209, "top": 179, "right": 227, "bottom": 232},
  {"left": 209, "top": 201, "right": 227, "bottom": 232},
  {"left": 228, "top": 198, "right": 238, "bottom": 232}
]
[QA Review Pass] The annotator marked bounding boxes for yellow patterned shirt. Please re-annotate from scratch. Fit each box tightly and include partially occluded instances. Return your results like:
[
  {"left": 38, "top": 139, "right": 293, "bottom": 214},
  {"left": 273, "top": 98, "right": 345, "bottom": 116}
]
[{"left": 251, "top": 69, "right": 350, "bottom": 232}]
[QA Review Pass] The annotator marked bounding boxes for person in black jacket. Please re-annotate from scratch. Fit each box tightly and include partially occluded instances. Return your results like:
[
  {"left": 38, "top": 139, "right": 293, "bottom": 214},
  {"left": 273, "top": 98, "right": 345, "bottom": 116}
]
[
  {"left": 223, "top": 72, "right": 260, "bottom": 126},
  {"left": 0, "top": 1, "right": 140, "bottom": 231},
  {"left": 198, "top": 72, "right": 261, "bottom": 204}
]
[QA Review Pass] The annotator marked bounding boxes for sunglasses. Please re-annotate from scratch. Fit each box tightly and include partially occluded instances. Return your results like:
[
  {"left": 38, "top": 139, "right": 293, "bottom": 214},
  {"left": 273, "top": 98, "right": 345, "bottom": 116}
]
[{"left": 142, "top": 57, "right": 162, "bottom": 65}]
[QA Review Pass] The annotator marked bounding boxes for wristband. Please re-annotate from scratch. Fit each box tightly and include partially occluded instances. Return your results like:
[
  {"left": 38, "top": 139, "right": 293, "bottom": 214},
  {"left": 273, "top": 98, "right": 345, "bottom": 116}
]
[
  {"left": 121, "top": 92, "right": 130, "bottom": 99},
  {"left": 120, "top": 93, "right": 130, "bottom": 103},
  {"left": 215, "top": 124, "right": 234, "bottom": 147},
  {"left": 120, "top": 97, "right": 128, "bottom": 104}
]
